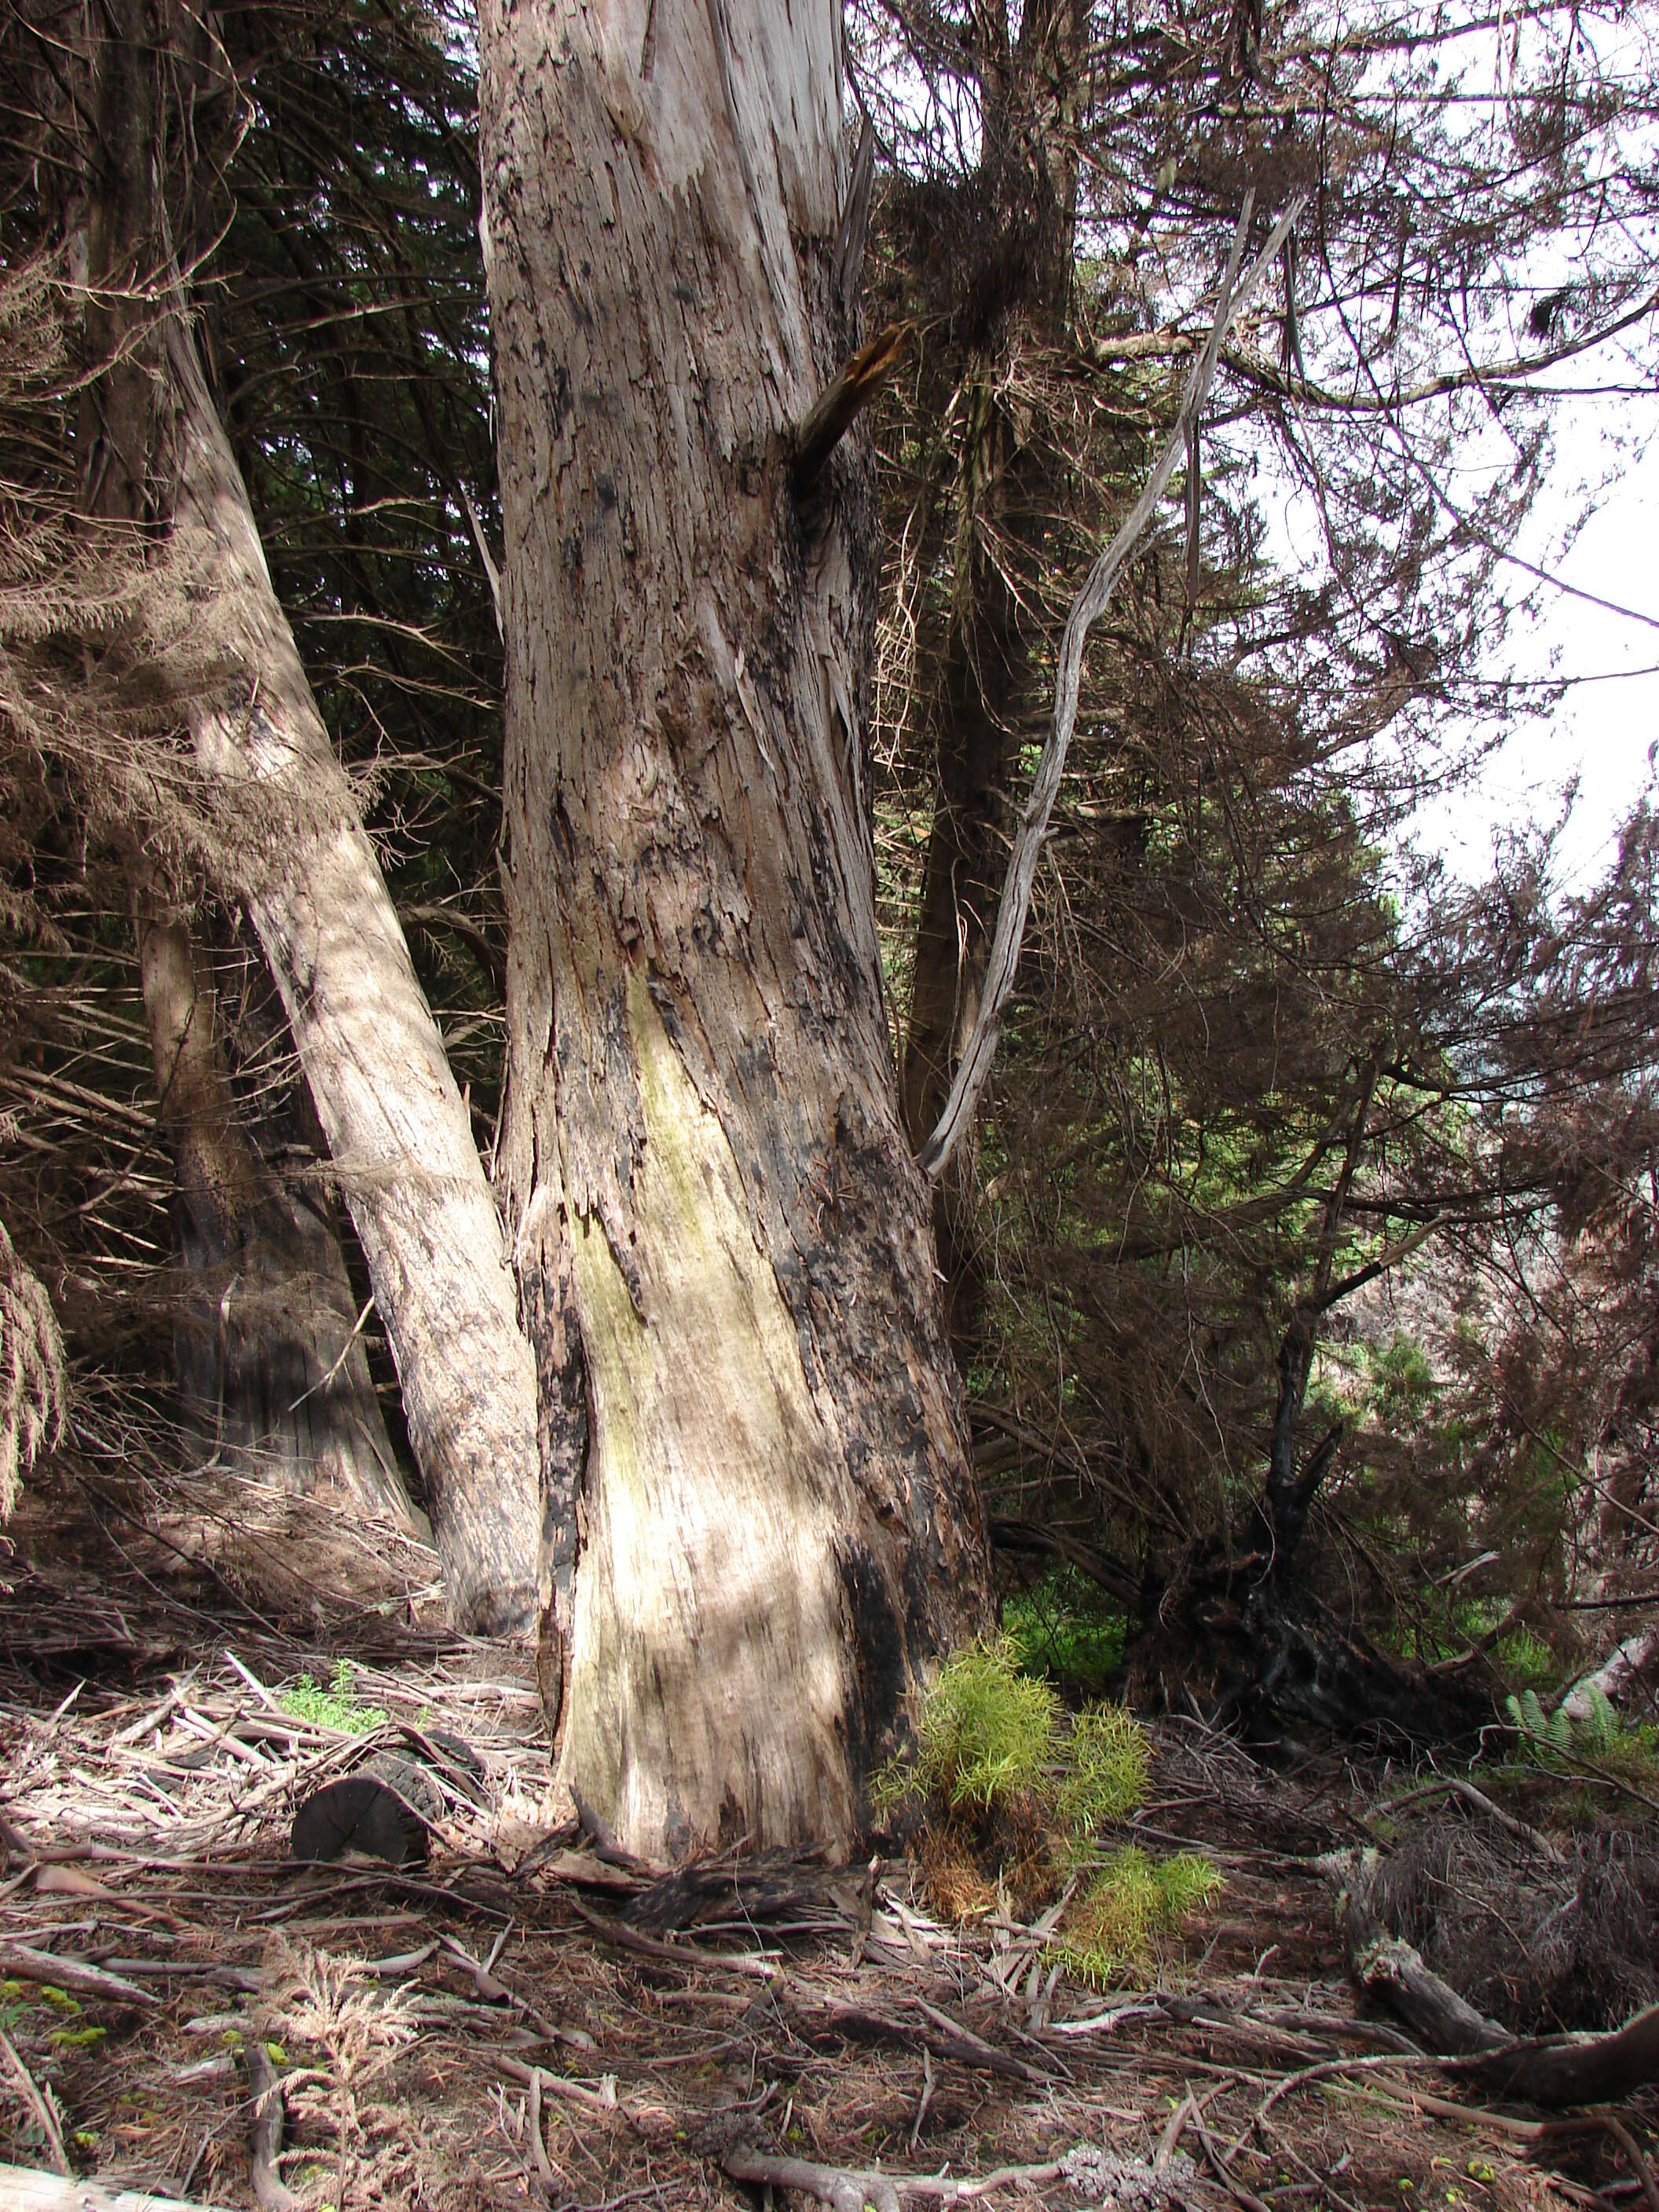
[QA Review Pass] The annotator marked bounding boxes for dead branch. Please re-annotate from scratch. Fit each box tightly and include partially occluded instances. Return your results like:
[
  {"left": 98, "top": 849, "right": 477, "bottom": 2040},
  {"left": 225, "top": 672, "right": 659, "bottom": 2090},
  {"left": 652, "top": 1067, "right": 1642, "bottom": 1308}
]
[
  {"left": 725, "top": 2147, "right": 902, "bottom": 2212},
  {"left": 0, "top": 1947, "right": 156, "bottom": 2009},
  {"left": 1343, "top": 1894, "right": 1659, "bottom": 2105},
  {"left": 0, "top": 2166, "right": 219, "bottom": 2211},
  {"left": 244, "top": 2043, "right": 300, "bottom": 2212},
  {"left": 919, "top": 188, "right": 1308, "bottom": 1182},
  {"left": 0, "top": 2034, "right": 68, "bottom": 2177}
]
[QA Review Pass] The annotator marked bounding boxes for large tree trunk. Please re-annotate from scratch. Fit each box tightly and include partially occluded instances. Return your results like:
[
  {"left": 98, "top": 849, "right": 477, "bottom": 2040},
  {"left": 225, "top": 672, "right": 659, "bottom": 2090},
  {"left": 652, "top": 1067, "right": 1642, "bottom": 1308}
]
[
  {"left": 481, "top": 0, "right": 991, "bottom": 1858},
  {"left": 160, "top": 324, "right": 541, "bottom": 1632},
  {"left": 136, "top": 903, "right": 418, "bottom": 1527},
  {"left": 77, "top": 0, "right": 541, "bottom": 1632}
]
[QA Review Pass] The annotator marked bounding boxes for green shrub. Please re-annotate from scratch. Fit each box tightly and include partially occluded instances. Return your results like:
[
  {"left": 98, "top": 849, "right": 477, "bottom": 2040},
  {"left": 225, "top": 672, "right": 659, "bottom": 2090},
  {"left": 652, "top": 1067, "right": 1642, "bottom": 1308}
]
[
  {"left": 1052, "top": 1846, "right": 1223, "bottom": 1985},
  {"left": 281, "top": 1661, "right": 387, "bottom": 1735},
  {"left": 881, "top": 1636, "right": 1060, "bottom": 1813},
  {"left": 1056, "top": 1703, "right": 1150, "bottom": 1834},
  {"left": 1003, "top": 1565, "right": 1131, "bottom": 1690}
]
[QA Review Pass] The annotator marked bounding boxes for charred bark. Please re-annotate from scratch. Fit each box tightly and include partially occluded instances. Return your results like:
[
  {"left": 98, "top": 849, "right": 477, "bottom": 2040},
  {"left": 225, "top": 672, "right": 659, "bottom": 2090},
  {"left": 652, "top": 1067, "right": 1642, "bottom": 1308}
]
[{"left": 482, "top": 0, "right": 991, "bottom": 1858}]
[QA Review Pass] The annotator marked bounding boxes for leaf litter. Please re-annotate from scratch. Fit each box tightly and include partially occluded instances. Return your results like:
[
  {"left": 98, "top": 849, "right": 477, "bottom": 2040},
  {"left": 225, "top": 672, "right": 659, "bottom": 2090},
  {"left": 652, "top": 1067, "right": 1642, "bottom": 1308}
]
[{"left": 0, "top": 1464, "right": 1654, "bottom": 2211}]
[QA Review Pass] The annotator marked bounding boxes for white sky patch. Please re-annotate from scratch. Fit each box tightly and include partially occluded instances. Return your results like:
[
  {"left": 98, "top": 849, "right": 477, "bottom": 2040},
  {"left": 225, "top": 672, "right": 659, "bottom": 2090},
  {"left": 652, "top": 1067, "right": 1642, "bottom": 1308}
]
[{"left": 1411, "top": 394, "right": 1659, "bottom": 887}]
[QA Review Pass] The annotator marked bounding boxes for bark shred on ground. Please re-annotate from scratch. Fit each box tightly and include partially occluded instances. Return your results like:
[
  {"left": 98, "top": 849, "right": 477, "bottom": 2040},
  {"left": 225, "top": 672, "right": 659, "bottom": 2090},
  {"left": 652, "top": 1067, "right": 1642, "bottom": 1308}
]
[{"left": 0, "top": 1473, "right": 1657, "bottom": 2210}]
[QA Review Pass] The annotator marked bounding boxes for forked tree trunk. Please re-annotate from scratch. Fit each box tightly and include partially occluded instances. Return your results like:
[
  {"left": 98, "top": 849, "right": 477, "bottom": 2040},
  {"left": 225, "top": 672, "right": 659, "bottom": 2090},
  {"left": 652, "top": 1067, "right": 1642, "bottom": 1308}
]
[
  {"left": 137, "top": 904, "right": 418, "bottom": 1527},
  {"left": 481, "top": 0, "right": 991, "bottom": 1856},
  {"left": 77, "top": 0, "right": 541, "bottom": 1632}
]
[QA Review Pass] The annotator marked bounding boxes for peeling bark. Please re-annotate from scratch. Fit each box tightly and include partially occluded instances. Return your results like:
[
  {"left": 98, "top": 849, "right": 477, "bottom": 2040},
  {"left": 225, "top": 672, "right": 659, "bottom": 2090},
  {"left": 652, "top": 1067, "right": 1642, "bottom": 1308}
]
[
  {"left": 481, "top": 0, "right": 991, "bottom": 1857},
  {"left": 161, "top": 324, "right": 541, "bottom": 1630}
]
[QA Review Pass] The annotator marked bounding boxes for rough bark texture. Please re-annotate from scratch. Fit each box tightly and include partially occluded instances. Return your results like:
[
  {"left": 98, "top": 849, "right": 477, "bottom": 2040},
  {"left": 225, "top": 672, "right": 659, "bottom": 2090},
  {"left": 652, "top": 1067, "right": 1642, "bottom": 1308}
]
[
  {"left": 481, "top": 0, "right": 991, "bottom": 1857},
  {"left": 162, "top": 325, "right": 542, "bottom": 1632},
  {"left": 74, "top": 0, "right": 543, "bottom": 1632},
  {"left": 136, "top": 904, "right": 416, "bottom": 1525}
]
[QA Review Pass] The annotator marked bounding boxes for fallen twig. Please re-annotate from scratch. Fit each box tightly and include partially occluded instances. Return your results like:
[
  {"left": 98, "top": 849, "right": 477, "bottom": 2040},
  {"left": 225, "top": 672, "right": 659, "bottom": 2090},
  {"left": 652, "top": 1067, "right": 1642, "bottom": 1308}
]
[
  {"left": 245, "top": 2043, "right": 300, "bottom": 2212},
  {"left": 0, "top": 1946, "right": 156, "bottom": 2008},
  {"left": 1602, "top": 2115, "right": 1659, "bottom": 2212},
  {"left": 562, "top": 1895, "right": 778, "bottom": 1980},
  {"left": 1374, "top": 1774, "right": 1566, "bottom": 1865},
  {"left": 0, "top": 2164, "right": 219, "bottom": 2210},
  {"left": 724, "top": 2146, "right": 900, "bottom": 2212},
  {"left": 0, "top": 2032, "right": 68, "bottom": 2177}
]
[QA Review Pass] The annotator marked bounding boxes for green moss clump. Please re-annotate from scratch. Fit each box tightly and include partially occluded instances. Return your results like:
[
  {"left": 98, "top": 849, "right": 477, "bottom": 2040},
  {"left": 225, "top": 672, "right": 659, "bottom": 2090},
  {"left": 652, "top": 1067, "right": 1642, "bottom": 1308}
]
[{"left": 1053, "top": 1846, "right": 1223, "bottom": 1985}]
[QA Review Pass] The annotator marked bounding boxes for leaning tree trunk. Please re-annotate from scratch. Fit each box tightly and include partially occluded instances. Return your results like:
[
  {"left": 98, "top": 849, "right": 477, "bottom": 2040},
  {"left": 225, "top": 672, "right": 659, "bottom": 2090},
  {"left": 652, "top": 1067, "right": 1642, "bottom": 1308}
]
[
  {"left": 136, "top": 904, "right": 418, "bottom": 1528},
  {"left": 160, "top": 325, "right": 541, "bottom": 1632},
  {"left": 76, "top": 0, "right": 541, "bottom": 1633},
  {"left": 481, "top": 0, "right": 991, "bottom": 1857}
]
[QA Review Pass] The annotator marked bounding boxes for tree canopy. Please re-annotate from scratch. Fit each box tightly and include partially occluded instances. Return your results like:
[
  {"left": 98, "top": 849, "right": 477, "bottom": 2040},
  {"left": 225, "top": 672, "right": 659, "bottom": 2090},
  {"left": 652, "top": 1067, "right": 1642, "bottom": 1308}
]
[{"left": 1, "top": 0, "right": 1657, "bottom": 1771}]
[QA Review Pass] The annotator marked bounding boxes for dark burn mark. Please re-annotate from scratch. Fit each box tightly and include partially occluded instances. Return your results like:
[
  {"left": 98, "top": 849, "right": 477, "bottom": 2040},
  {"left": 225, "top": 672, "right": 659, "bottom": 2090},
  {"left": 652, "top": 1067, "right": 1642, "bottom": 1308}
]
[{"left": 838, "top": 1544, "right": 909, "bottom": 1785}]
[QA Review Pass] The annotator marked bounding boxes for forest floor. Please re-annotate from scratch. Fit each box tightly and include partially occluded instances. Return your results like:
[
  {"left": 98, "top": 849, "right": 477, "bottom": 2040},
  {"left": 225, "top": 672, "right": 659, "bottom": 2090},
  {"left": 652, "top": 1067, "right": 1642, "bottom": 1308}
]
[{"left": 0, "top": 1466, "right": 1654, "bottom": 2212}]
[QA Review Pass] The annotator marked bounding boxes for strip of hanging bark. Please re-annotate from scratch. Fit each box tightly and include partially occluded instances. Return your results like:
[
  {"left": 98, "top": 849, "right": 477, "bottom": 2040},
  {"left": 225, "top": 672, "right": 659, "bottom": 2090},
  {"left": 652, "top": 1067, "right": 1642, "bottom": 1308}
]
[
  {"left": 919, "top": 189, "right": 1307, "bottom": 1182},
  {"left": 1342, "top": 1892, "right": 1659, "bottom": 2106},
  {"left": 790, "top": 323, "right": 914, "bottom": 499}
]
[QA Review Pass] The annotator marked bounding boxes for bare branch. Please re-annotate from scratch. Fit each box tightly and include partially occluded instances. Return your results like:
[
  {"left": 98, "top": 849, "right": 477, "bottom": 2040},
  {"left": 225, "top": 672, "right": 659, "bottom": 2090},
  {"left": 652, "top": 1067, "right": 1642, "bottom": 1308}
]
[{"left": 921, "top": 189, "right": 1308, "bottom": 1181}]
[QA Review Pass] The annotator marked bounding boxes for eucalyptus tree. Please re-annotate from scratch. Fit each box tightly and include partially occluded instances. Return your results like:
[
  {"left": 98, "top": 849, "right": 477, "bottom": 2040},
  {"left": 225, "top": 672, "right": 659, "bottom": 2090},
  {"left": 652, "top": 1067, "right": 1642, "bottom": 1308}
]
[
  {"left": 478, "top": 0, "right": 992, "bottom": 1855},
  {"left": 0, "top": 0, "right": 541, "bottom": 1630}
]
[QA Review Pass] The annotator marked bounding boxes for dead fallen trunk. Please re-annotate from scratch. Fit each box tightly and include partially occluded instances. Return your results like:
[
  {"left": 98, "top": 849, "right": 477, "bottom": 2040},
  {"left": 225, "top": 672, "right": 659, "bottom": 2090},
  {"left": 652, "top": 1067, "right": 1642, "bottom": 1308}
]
[{"left": 1342, "top": 1890, "right": 1659, "bottom": 2106}]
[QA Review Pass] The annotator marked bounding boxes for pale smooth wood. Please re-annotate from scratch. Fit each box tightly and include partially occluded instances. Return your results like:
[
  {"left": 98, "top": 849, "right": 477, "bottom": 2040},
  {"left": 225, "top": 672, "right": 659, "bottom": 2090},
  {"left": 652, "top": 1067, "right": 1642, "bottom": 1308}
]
[{"left": 0, "top": 2164, "right": 218, "bottom": 2212}]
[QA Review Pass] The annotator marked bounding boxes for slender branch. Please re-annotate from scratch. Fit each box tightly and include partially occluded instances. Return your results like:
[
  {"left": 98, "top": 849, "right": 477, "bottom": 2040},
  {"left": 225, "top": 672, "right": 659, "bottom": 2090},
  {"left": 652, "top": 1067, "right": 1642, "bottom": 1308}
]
[{"left": 920, "top": 189, "right": 1307, "bottom": 1181}]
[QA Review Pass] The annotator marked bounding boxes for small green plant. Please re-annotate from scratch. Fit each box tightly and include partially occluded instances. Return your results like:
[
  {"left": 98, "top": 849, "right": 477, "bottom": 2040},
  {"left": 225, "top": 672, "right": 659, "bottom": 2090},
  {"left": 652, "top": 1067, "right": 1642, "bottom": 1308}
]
[
  {"left": 877, "top": 1637, "right": 1060, "bottom": 1813},
  {"left": 1503, "top": 1680, "right": 1659, "bottom": 1794},
  {"left": 1003, "top": 1564, "right": 1131, "bottom": 1690},
  {"left": 281, "top": 1661, "right": 387, "bottom": 1735},
  {"left": 1056, "top": 1703, "right": 1150, "bottom": 1834},
  {"left": 1052, "top": 1846, "right": 1222, "bottom": 1984},
  {"left": 49, "top": 2025, "right": 105, "bottom": 2049},
  {"left": 1492, "top": 1622, "right": 1556, "bottom": 1690},
  {"left": 1506, "top": 1685, "right": 1575, "bottom": 1756}
]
